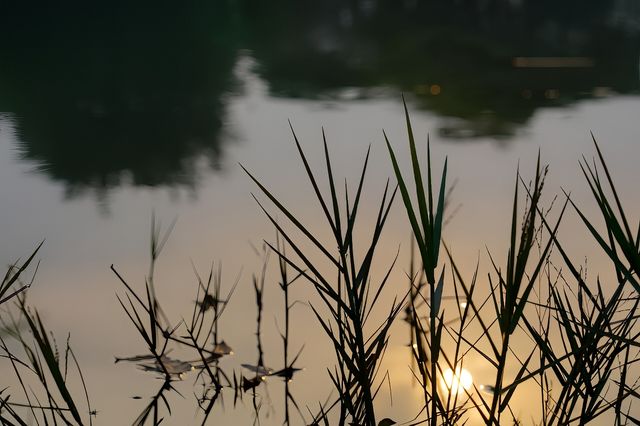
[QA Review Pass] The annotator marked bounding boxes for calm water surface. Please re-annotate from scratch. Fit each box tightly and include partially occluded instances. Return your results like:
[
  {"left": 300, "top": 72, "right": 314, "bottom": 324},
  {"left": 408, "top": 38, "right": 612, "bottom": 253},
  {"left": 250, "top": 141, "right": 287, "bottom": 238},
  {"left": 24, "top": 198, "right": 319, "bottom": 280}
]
[{"left": 1, "top": 2, "right": 639, "bottom": 424}]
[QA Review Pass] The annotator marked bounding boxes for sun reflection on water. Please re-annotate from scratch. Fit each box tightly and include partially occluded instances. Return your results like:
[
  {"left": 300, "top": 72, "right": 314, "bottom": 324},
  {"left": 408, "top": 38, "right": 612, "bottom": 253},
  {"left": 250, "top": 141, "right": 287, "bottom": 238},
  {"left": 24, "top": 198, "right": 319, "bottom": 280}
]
[{"left": 440, "top": 367, "right": 473, "bottom": 395}]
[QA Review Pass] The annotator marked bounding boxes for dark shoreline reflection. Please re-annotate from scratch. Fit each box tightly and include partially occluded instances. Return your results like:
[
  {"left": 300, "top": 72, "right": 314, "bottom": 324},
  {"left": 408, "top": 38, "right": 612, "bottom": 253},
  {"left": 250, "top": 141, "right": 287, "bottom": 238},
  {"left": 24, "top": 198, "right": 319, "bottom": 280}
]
[
  {"left": 244, "top": 0, "right": 640, "bottom": 139},
  {"left": 0, "top": 1, "right": 638, "bottom": 198},
  {"left": 0, "top": 3, "right": 241, "bottom": 196}
]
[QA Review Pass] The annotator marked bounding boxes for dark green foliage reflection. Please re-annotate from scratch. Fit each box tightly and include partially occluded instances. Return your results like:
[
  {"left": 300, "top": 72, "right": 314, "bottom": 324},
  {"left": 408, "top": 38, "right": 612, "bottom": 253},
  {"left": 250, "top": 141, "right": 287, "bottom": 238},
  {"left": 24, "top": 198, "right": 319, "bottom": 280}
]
[
  {"left": 0, "top": 0, "right": 638, "bottom": 194},
  {"left": 0, "top": 3, "right": 240, "bottom": 194}
]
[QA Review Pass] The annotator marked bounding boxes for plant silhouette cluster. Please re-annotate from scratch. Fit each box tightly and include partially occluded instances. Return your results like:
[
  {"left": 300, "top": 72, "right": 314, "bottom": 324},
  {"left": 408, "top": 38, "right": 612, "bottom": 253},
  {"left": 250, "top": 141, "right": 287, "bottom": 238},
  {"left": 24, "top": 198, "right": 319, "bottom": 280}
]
[{"left": 2, "top": 103, "right": 639, "bottom": 425}]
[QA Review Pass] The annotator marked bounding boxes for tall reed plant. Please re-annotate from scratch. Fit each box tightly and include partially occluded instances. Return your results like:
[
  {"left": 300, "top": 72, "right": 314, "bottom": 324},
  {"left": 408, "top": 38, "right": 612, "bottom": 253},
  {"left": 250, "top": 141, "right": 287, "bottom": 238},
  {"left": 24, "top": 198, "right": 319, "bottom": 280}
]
[{"left": 243, "top": 125, "right": 404, "bottom": 426}]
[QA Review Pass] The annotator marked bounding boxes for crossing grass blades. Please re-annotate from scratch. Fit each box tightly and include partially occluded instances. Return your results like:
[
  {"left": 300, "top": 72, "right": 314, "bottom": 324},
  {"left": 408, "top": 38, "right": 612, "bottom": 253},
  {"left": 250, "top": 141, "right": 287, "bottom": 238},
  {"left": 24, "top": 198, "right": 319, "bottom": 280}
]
[{"left": 1, "top": 101, "right": 639, "bottom": 425}]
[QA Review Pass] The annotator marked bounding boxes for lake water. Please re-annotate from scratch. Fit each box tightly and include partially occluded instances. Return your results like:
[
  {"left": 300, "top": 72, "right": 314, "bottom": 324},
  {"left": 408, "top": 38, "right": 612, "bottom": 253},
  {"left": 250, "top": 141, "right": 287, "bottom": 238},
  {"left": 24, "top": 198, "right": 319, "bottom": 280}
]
[{"left": 1, "top": 2, "right": 639, "bottom": 424}]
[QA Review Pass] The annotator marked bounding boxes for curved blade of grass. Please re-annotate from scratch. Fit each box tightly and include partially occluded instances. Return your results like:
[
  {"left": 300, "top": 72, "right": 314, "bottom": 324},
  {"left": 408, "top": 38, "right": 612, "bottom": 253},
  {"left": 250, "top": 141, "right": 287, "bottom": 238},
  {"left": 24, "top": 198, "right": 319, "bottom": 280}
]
[
  {"left": 289, "top": 122, "right": 337, "bottom": 238},
  {"left": 590, "top": 134, "right": 635, "bottom": 242},
  {"left": 22, "top": 311, "right": 83, "bottom": 424},
  {"left": 402, "top": 99, "right": 430, "bottom": 251},
  {"left": 384, "top": 130, "right": 427, "bottom": 270},
  {"left": 1, "top": 241, "right": 44, "bottom": 306},
  {"left": 322, "top": 129, "right": 343, "bottom": 243},
  {"left": 241, "top": 164, "right": 343, "bottom": 272},
  {"left": 432, "top": 157, "right": 447, "bottom": 266}
]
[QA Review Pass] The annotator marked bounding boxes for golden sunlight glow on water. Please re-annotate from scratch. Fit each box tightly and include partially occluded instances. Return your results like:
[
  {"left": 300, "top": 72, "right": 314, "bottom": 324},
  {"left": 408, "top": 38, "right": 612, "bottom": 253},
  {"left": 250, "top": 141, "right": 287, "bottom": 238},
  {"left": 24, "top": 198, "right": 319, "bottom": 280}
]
[{"left": 440, "top": 367, "right": 473, "bottom": 395}]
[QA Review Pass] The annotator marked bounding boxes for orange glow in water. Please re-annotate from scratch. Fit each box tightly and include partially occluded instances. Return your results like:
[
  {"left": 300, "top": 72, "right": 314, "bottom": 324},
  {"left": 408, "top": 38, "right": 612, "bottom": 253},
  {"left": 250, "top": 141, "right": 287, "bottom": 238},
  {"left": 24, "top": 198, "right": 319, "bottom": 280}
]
[{"left": 440, "top": 367, "right": 473, "bottom": 395}]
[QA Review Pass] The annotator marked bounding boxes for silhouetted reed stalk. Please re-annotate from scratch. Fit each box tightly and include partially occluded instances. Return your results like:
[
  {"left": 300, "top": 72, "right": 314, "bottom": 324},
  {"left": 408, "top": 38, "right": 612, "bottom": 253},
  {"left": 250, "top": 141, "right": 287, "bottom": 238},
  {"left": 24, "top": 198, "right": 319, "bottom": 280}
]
[
  {"left": 235, "top": 241, "right": 307, "bottom": 424},
  {"left": 518, "top": 138, "right": 640, "bottom": 425},
  {"left": 387, "top": 99, "right": 639, "bottom": 425},
  {"left": 386, "top": 99, "right": 451, "bottom": 425},
  {"left": 0, "top": 242, "right": 42, "bottom": 307},
  {"left": 279, "top": 236, "right": 292, "bottom": 425},
  {"left": 111, "top": 218, "right": 239, "bottom": 424},
  {"left": 248, "top": 246, "right": 268, "bottom": 421},
  {"left": 476, "top": 156, "right": 562, "bottom": 424},
  {"left": 243, "top": 124, "right": 404, "bottom": 426},
  {"left": 189, "top": 260, "right": 238, "bottom": 424},
  {"left": 0, "top": 243, "right": 92, "bottom": 426},
  {"left": 111, "top": 225, "right": 177, "bottom": 424},
  {"left": 275, "top": 233, "right": 305, "bottom": 425},
  {"left": 255, "top": 250, "right": 268, "bottom": 373}
]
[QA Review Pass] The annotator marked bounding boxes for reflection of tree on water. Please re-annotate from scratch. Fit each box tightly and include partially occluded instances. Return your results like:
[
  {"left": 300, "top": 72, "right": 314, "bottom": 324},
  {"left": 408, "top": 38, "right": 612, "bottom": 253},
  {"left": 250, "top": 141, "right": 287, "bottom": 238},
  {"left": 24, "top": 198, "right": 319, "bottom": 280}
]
[
  {"left": 244, "top": 0, "right": 639, "bottom": 139},
  {"left": 0, "top": 1, "right": 639, "bottom": 198},
  {"left": 0, "top": 3, "right": 240, "bottom": 197}
]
